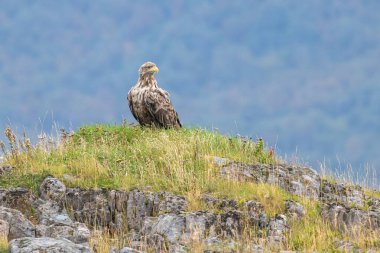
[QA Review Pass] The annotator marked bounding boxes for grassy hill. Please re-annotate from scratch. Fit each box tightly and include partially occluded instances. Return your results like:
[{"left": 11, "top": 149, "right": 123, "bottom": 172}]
[
  {"left": 0, "top": 125, "right": 379, "bottom": 252},
  {"left": 1, "top": 1, "right": 380, "bottom": 177}
]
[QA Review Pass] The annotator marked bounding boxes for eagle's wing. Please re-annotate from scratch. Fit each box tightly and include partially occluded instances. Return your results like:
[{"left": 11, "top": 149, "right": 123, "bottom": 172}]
[
  {"left": 127, "top": 90, "right": 139, "bottom": 122},
  {"left": 144, "top": 89, "right": 182, "bottom": 128}
]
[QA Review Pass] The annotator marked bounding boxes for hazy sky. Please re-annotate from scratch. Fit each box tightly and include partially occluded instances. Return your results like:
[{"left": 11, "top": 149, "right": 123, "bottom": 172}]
[{"left": 0, "top": 1, "right": 379, "bottom": 185}]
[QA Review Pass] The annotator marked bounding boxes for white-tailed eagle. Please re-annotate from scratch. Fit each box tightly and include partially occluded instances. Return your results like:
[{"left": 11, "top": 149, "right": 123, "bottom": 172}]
[{"left": 127, "top": 62, "right": 182, "bottom": 128}]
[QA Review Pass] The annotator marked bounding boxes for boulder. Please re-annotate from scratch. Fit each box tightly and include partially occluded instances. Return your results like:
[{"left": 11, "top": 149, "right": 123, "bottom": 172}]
[
  {"left": 36, "top": 222, "right": 90, "bottom": 244},
  {"left": 320, "top": 180, "right": 365, "bottom": 208},
  {"left": 219, "top": 163, "right": 320, "bottom": 199},
  {"left": 321, "top": 203, "right": 380, "bottom": 232},
  {"left": 40, "top": 177, "right": 66, "bottom": 202},
  {"left": 9, "top": 237, "right": 91, "bottom": 253},
  {"left": 0, "top": 188, "right": 36, "bottom": 215},
  {"left": 0, "top": 206, "right": 35, "bottom": 239},
  {"left": 285, "top": 200, "right": 306, "bottom": 220},
  {"left": 35, "top": 199, "right": 73, "bottom": 226}
]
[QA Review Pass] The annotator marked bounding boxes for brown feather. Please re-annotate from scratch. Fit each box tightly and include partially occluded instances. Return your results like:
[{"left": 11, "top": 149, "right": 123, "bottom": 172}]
[{"left": 127, "top": 62, "right": 182, "bottom": 129}]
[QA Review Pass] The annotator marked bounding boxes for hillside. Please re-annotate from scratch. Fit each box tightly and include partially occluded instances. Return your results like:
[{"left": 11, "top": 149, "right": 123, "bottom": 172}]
[
  {"left": 1, "top": 1, "right": 380, "bottom": 178},
  {"left": 0, "top": 125, "right": 379, "bottom": 252}
]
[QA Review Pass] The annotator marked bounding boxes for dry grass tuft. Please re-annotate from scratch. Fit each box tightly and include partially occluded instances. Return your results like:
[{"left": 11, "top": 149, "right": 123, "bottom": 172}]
[{"left": 0, "top": 236, "right": 8, "bottom": 253}]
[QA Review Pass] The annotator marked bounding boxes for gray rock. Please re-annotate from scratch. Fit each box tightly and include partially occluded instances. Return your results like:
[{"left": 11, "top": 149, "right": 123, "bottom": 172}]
[
  {"left": 71, "top": 222, "right": 91, "bottom": 244},
  {"left": 36, "top": 222, "right": 90, "bottom": 244},
  {"left": 141, "top": 211, "right": 245, "bottom": 249},
  {"left": 141, "top": 212, "right": 216, "bottom": 248},
  {"left": 212, "top": 156, "right": 229, "bottom": 167},
  {"left": 0, "top": 188, "right": 36, "bottom": 215},
  {"left": 0, "top": 219, "right": 9, "bottom": 237},
  {"left": 9, "top": 237, "right": 92, "bottom": 253},
  {"left": 109, "top": 247, "right": 118, "bottom": 253},
  {"left": 285, "top": 200, "right": 306, "bottom": 220},
  {"left": 40, "top": 177, "right": 66, "bottom": 202},
  {"left": 203, "top": 237, "right": 237, "bottom": 252},
  {"left": 66, "top": 188, "right": 115, "bottom": 228},
  {"left": 184, "top": 211, "right": 216, "bottom": 241},
  {"left": 289, "top": 181, "right": 305, "bottom": 196},
  {"left": 251, "top": 244, "right": 265, "bottom": 253},
  {"left": 320, "top": 180, "right": 365, "bottom": 208},
  {"left": 117, "top": 247, "right": 146, "bottom": 253},
  {"left": 0, "top": 166, "right": 13, "bottom": 175},
  {"left": 334, "top": 240, "right": 358, "bottom": 252},
  {"left": 203, "top": 236, "right": 220, "bottom": 247},
  {"left": 156, "top": 191, "right": 188, "bottom": 215},
  {"left": 169, "top": 244, "right": 188, "bottom": 253},
  {"left": 321, "top": 203, "right": 380, "bottom": 232},
  {"left": 65, "top": 188, "right": 187, "bottom": 232},
  {"left": 0, "top": 206, "right": 35, "bottom": 239},
  {"left": 244, "top": 201, "right": 267, "bottom": 229},
  {"left": 202, "top": 194, "right": 238, "bottom": 211},
  {"left": 217, "top": 210, "right": 243, "bottom": 238},
  {"left": 267, "top": 214, "right": 288, "bottom": 249},
  {"left": 219, "top": 163, "right": 320, "bottom": 199},
  {"left": 126, "top": 190, "right": 160, "bottom": 232},
  {"left": 35, "top": 199, "right": 73, "bottom": 226},
  {"left": 143, "top": 214, "right": 185, "bottom": 245}
]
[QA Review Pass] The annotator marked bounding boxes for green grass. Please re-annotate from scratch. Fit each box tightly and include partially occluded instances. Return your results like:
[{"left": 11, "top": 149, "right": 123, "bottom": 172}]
[
  {"left": 0, "top": 170, "right": 52, "bottom": 193},
  {"left": 0, "top": 236, "right": 8, "bottom": 253},
  {"left": 1, "top": 124, "right": 378, "bottom": 252},
  {"left": 3, "top": 125, "right": 273, "bottom": 192},
  {"left": 365, "top": 188, "right": 380, "bottom": 199},
  {"left": 286, "top": 201, "right": 342, "bottom": 251}
]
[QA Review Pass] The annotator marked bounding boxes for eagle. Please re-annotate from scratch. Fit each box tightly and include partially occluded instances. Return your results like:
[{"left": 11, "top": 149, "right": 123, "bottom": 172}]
[{"left": 127, "top": 62, "right": 182, "bottom": 128}]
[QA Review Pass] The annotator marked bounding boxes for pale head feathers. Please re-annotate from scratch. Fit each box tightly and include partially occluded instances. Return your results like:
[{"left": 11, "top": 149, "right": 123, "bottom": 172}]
[{"left": 139, "top": 61, "right": 159, "bottom": 77}]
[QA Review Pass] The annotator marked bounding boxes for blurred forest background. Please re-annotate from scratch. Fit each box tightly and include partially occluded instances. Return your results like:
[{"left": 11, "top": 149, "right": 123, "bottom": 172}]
[{"left": 0, "top": 1, "right": 379, "bottom": 183}]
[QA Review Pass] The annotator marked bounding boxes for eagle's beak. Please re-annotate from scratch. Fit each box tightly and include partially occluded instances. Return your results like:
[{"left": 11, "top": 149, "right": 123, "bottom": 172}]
[{"left": 150, "top": 66, "right": 159, "bottom": 73}]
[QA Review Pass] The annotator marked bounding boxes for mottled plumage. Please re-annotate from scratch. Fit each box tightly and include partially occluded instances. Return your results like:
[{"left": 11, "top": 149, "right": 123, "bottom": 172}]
[{"left": 128, "top": 62, "right": 182, "bottom": 128}]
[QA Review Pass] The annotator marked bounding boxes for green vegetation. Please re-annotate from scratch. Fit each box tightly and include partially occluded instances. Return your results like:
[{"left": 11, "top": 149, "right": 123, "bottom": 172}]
[
  {"left": 2, "top": 125, "right": 273, "bottom": 192},
  {"left": 2, "top": 1, "right": 380, "bottom": 180},
  {"left": 0, "top": 171, "right": 52, "bottom": 193},
  {"left": 0, "top": 124, "right": 379, "bottom": 252},
  {"left": 0, "top": 236, "right": 8, "bottom": 253}
]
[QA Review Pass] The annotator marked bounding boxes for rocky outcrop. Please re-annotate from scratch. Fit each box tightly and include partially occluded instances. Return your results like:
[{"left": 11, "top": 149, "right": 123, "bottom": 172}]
[
  {"left": 65, "top": 188, "right": 187, "bottom": 232},
  {"left": 0, "top": 159, "right": 379, "bottom": 252},
  {"left": 320, "top": 179, "right": 365, "bottom": 208},
  {"left": 0, "top": 177, "right": 91, "bottom": 252},
  {"left": 0, "top": 206, "right": 35, "bottom": 239},
  {"left": 285, "top": 200, "right": 306, "bottom": 220},
  {"left": 321, "top": 203, "right": 380, "bottom": 233},
  {"left": 219, "top": 162, "right": 321, "bottom": 199},
  {"left": 9, "top": 237, "right": 91, "bottom": 253},
  {"left": 0, "top": 188, "right": 37, "bottom": 217},
  {"left": 140, "top": 210, "right": 243, "bottom": 250},
  {"left": 36, "top": 222, "right": 90, "bottom": 244},
  {"left": 40, "top": 176, "right": 67, "bottom": 202}
]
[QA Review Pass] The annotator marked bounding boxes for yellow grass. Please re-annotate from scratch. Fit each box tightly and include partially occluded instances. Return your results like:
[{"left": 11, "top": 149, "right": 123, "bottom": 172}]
[
  {"left": 0, "top": 236, "right": 8, "bottom": 253},
  {"left": 0, "top": 124, "right": 378, "bottom": 252}
]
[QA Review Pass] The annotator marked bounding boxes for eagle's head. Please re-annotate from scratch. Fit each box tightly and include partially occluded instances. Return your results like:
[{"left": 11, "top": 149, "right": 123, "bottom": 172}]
[{"left": 139, "top": 62, "right": 159, "bottom": 77}]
